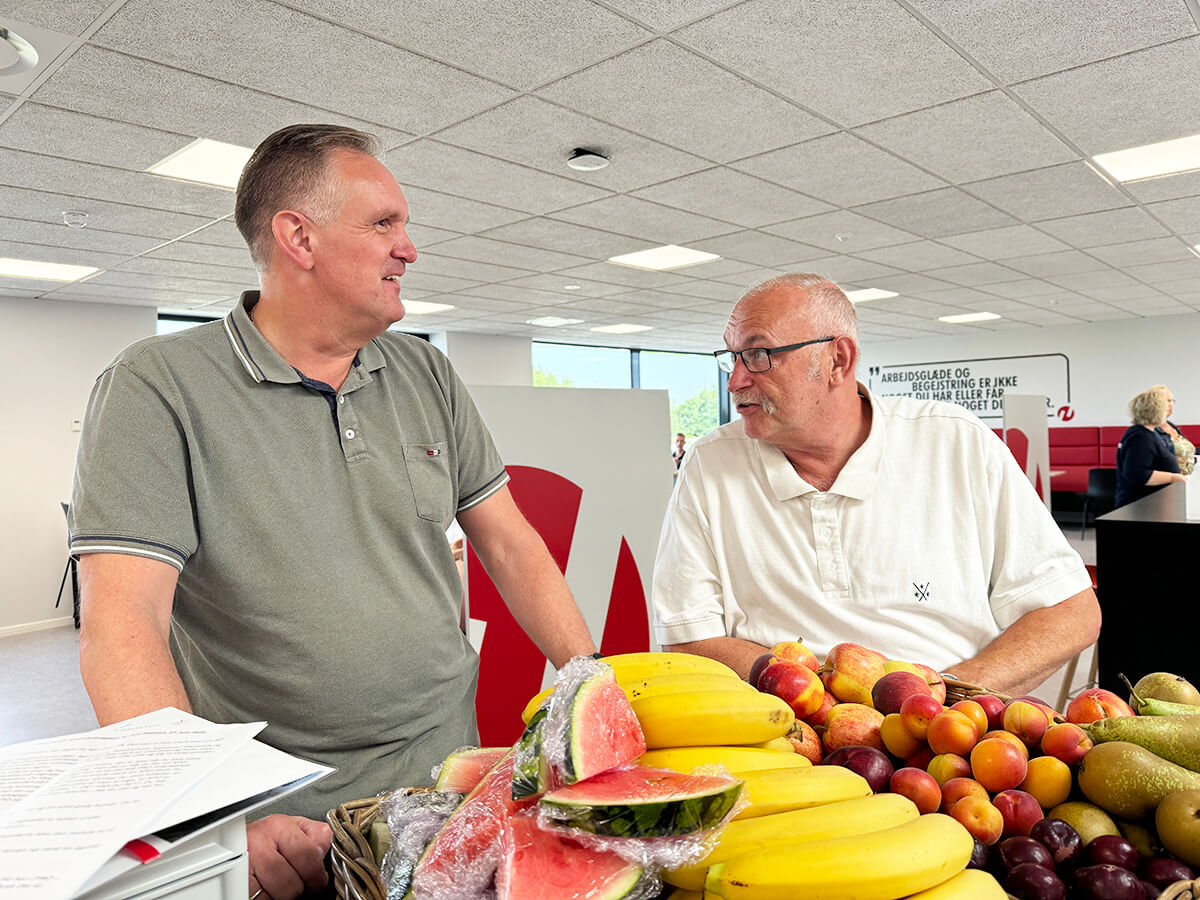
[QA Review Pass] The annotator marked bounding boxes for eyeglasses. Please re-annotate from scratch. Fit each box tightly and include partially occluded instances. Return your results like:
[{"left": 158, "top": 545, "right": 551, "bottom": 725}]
[{"left": 713, "top": 336, "right": 834, "bottom": 374}]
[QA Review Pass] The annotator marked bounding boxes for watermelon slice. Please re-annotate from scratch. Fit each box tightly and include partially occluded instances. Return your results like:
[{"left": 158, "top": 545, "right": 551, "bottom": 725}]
[
  {"left": 512, "top": 704, "right": 551, "bottom": 800},
  {"left": 558, "top": 664, "right": 647, "bottom": 784},
  {"left": 434, "top": 746, "right": 509, "bottom": 794},
  {"left": 539, "top": 766, "right": 743, "bottom": 838},
  {"left": 411, "top": 751, "right": 536, "bottom": 899},
  {"left": 495, "top": 815, "right": 646, "bottom": 900}
]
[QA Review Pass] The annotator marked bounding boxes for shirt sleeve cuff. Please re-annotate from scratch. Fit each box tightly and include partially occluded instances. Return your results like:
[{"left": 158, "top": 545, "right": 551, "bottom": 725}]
[
  {"left": 654, "top": 614, "right": 728, "bottom": 646},
  {"left": 990, "top": 567, "right": 1094, "bottom": 630}
]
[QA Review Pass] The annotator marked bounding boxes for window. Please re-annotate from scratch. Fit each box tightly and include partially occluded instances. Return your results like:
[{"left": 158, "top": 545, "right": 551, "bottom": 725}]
[
  {"left": 532, "top": 342, "right": 632, "bottom": 389},
  {"left": 157, "top": 313, "right": 220, "bottom": 335},
  {"left": 639, "top": 350, "right": 720, "bottom": 441}
]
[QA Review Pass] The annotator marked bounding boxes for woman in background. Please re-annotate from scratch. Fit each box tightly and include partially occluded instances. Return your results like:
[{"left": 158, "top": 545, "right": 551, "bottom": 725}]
[
  {"left": 1158, "top": 386, "right": 1195, "bottom": 475},
  {"left": 1115, "top": 385, "right": 1188, "bottom": 507}
]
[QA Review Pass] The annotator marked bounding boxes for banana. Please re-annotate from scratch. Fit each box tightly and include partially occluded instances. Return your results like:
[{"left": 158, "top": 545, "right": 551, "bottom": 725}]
[
  {"left": 631, "top": 690, "right": 795, "bottom": 749},
  {"left": 520, "top": 686, "right": 555, "bottom": 725},
  {"left": 900, "top": 868, "right": 1007, "bottom": 899},
  {"left": 664, "top": 792, "right": 920, "bottom": 890},
  {"left": 704, "top": 812, "right": 974, "bottom": 900},
  {"left": 639, "top": 745, "right": 807, "bottom": 775},
  {"left": 604, "top": 651, "right": 742, "bottom": 682},
  {"left": 732, "top": 765, "right": 871, "bottom": 820},
  {"left": 750, "top": 737, "right": 794, "bottom": 752},
  {"left": 662, "top": 890, "right": 704, "bottom": 900}
]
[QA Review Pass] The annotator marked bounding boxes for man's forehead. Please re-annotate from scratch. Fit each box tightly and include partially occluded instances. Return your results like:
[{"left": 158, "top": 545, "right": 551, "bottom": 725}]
[{"left": 725, "top": 288, "right": 808, "bottom": 344}]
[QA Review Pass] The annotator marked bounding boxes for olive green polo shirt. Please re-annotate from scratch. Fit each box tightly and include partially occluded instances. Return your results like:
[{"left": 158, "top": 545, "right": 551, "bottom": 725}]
[{"left": 69, "top": 292, "right": 508, "bottom": 816}]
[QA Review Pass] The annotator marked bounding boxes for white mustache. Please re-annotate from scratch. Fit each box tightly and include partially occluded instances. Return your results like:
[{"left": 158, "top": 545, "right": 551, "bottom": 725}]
[{"left": 731, "top": 391, "right": 776, "bottom": 414}]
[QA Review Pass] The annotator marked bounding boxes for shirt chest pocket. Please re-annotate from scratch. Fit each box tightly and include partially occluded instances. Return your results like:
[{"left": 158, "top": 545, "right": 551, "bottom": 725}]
[{"left": 404, "top": 441, "right": 453, "bottom": 523}]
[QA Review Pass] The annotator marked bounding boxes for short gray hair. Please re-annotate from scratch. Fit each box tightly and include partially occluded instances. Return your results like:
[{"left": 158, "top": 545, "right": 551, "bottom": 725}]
[
  {"left": 1130, "top": 385, "right": 1170, "bottom": 426},
  {"left": 742, "top": 273, "right": 859, "bottom": 344},
  {"left": 235, "top": 123, "right": 384, "bottom": 271}
]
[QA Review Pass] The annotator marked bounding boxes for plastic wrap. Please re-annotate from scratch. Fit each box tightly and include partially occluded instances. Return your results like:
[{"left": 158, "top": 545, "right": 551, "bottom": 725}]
[{"left": 379, "top": 788, "right": 464, "bottom": 900}]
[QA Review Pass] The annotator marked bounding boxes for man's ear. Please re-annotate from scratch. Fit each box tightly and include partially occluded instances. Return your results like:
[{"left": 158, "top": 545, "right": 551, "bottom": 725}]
[
  {"left": 271, "top": 211, "right": 316, "bottom": 270},
  {"left": 827, "top": 335, "right": 859, "bottom": 386}
]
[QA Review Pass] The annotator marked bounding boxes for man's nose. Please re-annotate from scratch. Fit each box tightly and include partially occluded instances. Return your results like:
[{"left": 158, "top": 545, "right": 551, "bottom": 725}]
[
  {"left": 393, "top": 230, "right": 417, "bottom": 263},
  {"left": 726, "top": 357, "right": 752, "bottom": 391}
]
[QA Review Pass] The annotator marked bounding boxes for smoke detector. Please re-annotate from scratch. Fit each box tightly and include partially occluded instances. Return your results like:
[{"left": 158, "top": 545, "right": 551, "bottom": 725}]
[
  {"left": 62, "top": 211, "right": 89, "bottom": 228},
  {"left": 566, "top": 148, "right": 610, "bottom": 172}
]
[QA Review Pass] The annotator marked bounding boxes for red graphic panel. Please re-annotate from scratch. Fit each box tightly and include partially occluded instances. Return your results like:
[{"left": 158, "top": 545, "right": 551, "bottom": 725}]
[
  {"left": 1006, "top": 428, "right": 1028, "bottom": 470},
  {"left": 600, "top": 537, "right": 650, "bottom": 657}
]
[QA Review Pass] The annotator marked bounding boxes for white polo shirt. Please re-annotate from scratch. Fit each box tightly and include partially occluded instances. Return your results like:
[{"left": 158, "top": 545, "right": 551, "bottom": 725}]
[{"left": 651, "top": 385, "right": 1090, "bottom": 671}]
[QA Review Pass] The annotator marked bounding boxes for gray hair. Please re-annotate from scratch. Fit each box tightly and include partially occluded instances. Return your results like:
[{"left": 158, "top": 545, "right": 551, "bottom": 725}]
[
  {"left": 742, "top": 273, "right": 860, "bottom": 344},
  {"left": 235, "top": 123, "right": 384, "bottom": 271},
  {"left": 1129, "top": 385, "right": 1170, "bottom": 426}
]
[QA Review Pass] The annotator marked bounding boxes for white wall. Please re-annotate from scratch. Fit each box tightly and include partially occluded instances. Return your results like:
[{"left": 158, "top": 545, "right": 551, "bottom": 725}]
[
  {"left": 861, "top": 311, "right": 1200, "bottom": 427},
  {"left": 0, "top": 299, "right": 156, "bottom": 634},
  {"left": 429, "top": 331, "right": 532, "bottom": 386}
]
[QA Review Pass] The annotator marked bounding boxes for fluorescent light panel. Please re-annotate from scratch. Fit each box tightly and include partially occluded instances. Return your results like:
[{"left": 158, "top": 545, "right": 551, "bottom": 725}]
[
  {"left": 0, "top": 257, "right": 98, "bottom": 281},
  {"left": 527, "top": 316, "right": 584, "bottom": 327},
  {"left": 845, "top": 288, "right": 898, "bottom": 303},
  {"left": 403, "top": 300, "right": 455, "bottom": 314},
  {"left": 590, "top": 323, "right": 652, "bottom": 334},
  {"left": 938, "top": 312, "right": 1001, "bottom": 324},
  {"left": 607, "top": 244, "right": 720, "bottom": 271},
  {"left": 148, "top": 138, "right": 254, "bottom": 188},
  {"left": 1092, "top": 132, "right": 1200, "bottom": 182}
]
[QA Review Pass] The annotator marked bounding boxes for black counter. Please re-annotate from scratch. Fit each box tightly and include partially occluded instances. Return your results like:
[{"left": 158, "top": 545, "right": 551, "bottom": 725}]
[{"left": 1095, "top": 481, "right": 1199, "bottom": 693}]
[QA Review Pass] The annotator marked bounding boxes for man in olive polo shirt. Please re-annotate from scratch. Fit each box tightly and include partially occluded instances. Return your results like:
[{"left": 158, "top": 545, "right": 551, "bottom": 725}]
[{"left": 69, "top": 124, "right": 598, "bottom": 900}]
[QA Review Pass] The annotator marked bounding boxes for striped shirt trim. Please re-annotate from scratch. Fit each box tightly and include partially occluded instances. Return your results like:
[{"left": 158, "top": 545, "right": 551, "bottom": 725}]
[
  {"left": 457, "top": 471, "right": 510, "bottom": 512},
  {"left": 223, "top": 314, "right": 264, "bottom": 383},
  {"left": 71, "top": 537, "right": 188, "bottom": 571}
]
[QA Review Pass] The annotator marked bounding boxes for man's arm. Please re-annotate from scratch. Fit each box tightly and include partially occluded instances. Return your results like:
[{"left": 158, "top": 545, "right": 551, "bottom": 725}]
[
  {"left": 943, "top": 588, "right": 1101, "bottom": 697},
  {"left": 663, "top": 637, "right": 770, "bottom": 681},
  {"left": 78, "top": 553, "right": 189, "bottom": 723},
  {"left": 457, "top": 486, "right": 596, "bottom": 666}
]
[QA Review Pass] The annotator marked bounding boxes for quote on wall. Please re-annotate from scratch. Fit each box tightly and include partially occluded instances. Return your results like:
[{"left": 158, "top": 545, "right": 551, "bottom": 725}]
[{"left": 866, "top": 353, "right": 1071, "bottom": 421}]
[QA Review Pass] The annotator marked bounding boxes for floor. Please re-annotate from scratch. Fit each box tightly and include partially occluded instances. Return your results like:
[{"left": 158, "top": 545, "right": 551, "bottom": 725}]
[{"left": 0, "top": 525, "right": 1100, "bottom": 750}]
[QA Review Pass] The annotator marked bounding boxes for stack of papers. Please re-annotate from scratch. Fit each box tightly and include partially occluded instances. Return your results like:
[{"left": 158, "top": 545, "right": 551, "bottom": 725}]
[{"left": 0, "top": 708, "right": 332, "bottom": 900}]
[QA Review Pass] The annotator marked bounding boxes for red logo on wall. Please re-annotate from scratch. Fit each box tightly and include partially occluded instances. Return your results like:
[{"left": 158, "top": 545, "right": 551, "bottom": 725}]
[{"left": 466, "top": 465, "right": 651, "bottom": 745}]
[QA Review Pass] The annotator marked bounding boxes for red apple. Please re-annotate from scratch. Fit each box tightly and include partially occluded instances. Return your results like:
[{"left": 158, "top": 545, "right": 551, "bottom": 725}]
[
  {"left": 757, "top": 658, "right": 825, "bottom": 718},
  {"left": 822, "top": 643, "right": 887, "bottom": 706},
  {"left": 786, "top": 720, "right": 824, "bottom": 764},
  {"left": 821, "top": 702, "right": 885, "bottom": 754},
  {"left": 803, "top": 690, "right": 837, "bottom": 729},
  {"left": 871, "top": 671, "right": 934, "bottom": 716},
  {"left": 913, "top": 663, "right": 947, "bottom": 704},
  {"left": 771, "top": 639, "right": 819, "bottom": 672},
  {"left": 890, "top": 766, "right": 942, "bottom": 815},
  {"left": 993, "top": 788, "right": 1044, "bottom": 838},
  {"left": 1065, "top": 688, "right": 1134, "bottom": 725}
]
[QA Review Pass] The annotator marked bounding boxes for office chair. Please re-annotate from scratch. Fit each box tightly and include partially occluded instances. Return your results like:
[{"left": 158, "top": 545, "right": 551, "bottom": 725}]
[
  {"left": 1080, "top": 468, "right": 1117, "bottom": 539},
  {"left": 55, "top": 501, "right": 80, "bottom": 629}
]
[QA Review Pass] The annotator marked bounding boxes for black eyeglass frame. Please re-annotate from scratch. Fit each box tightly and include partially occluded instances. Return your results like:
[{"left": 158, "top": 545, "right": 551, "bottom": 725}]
[{"left": 712, "top": 336, "right": 835, "bottom": 374}]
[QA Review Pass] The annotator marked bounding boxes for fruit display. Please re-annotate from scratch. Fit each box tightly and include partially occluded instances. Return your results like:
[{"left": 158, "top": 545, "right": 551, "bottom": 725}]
[{"left": 385, "top": 649, "right": 1200, "bottom": 898}]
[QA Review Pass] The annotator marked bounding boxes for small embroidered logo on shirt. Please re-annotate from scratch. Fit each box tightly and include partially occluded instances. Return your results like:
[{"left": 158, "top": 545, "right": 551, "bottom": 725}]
[
  {"left": 427, "top": 448, "right": 441, "bottom": 456},
  {"left": 913, "top": 582, "right": 931, "bottom": 602}
]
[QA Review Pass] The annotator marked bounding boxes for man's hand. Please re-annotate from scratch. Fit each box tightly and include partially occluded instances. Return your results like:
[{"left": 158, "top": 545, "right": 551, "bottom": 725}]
[{"left": 247, "top": 815, "right": 333, "bottom": 900}]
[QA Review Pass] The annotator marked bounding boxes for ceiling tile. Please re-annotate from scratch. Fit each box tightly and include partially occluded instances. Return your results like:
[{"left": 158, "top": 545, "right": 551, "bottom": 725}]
[
  {"left": 0, "top": 214, "right": 160, "bottom": 256},
  {"left": 939, "top": 224, "right": 1071, "bottom": 259},
  {"left": 144, "top": 241, "right": 255, "bottom": 271},
  {"left": 184, "top": 220, "right": 247, "bottom": 249},
  {"left": 907, "top": 0, "right": 1196, "bottom": 83},
  {"left": 732, "top": 132, "right": 943, "bottom": 206},
  {"left": 853, "top": 188, "right": 1019, "bottom": 238},
  {"left": 1122, "top": 258, "right": 1200, "bottom": 284},
  {"left": 795, "top": 256, "right": 905, "bottom": 284},
  {"left": 398, "top": 185, "right": 527, "bottom": 234},
  {"left": 1, "top": 3, "right": 112, "bottom": 35},
  {"left": 537, "top": 39, "right": 833, "bottom": 162},
  {"left": 632, "top": 166, "right": 831, "bottom": 228},
  {"left": 413, "top": 253, "right": 537, "bottom": 284},
  {"left": 0, "top": 102, "right": 188, "bottom": 170},
  {"left": 393, "top": 271, "right": 483, "bottom": 295},
  {"left": 0, "top": 239, "right": 124, "bottom": 270},
  {"left": 983, "top": 278, "right": 1067, "bottom": 299},
  {"left": 675, "top": 0, "right": 990, "bottom": 125},
  {"left": 490, "top": 274, "right": 627, "bottom": 298},
  {"left": 477, "top": 217, "right": 648, "bottom": 260},
  {"left": 685, "top": 230, "right": 829, "bottom": 268},
  {"left": 856, "top": 241, "right": 980, "bottom": 271},
  {"left": 108, "top": 257, "right": 250, "bottom": 286},
  {"left": 857, "top": 91, "right": 1077, "bottom": 182},
  {"left": 386, "top": 140, "right": 611, "bottom": 215},
  {"left": 1013, "top": 37, "right": 1200, "bottom": 154},
  {"left": 0, "top": 183, "right": 215, "bottom": 238},
  {"left": 1042, "top": 269, "right": 1139, "bottom": 291},
  {"left": 602, "top": 0, "right": 741, "bottom": 31},
  {"left": 32, "top": 45, "right": 411, "bottom": 150},
  {"left": 424, "top": 235, "right": 592, "bottom": 273},
  {"left": 1034, "top": 207, "right": 1171, "bottom": 247},
  {"left": 764, "top": 210, "right": 920, "bottom": 253},
  {"left": 550, "top": 194, "right": 739, "bottom": 244},
  {"left": 1004, "top": 250, "right": 1113, "bottom": 277},
  {"left": 923, "top": 262, "right": 1030, "bottom": 287},
  {"left": 1124, "top": 170, "right": 1200, "bottom": 204},
  {"left": 1146, "top": 196, "right": 1200, "bottom": 234},
  {"left": 556, "top": 260, "right": 696, "bottom": 289},
  {"left": 1086, "top": 237, "right": 1197, "bottom": 267},
  {"left": 91, "top": 0, "right": 516, "bottom": 134},
  {"left": 966, "top": 162, "right": 1129, "bottom": 221},
  {"left": 432, "top": 96, "right": 708, "bottom": 193}
]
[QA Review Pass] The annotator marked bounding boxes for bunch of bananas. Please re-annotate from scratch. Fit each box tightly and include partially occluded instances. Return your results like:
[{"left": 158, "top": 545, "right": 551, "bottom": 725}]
[{"left": 524, "top": 652, "right": 998, "bottom": 900}]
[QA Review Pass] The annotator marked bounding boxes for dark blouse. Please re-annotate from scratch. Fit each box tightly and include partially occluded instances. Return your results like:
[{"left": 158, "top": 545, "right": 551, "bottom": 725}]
[{"left": 1115, "top": 424, "right": 1180, "bottom": 507}]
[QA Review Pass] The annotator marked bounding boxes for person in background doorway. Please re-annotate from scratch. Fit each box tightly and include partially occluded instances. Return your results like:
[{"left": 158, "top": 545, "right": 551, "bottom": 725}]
[
  {"left": 672, "top": 432, "right": 687, "bottom": 471},
  {"left": 1115, "top": 385, "right": 1188, "bottom": 507}
]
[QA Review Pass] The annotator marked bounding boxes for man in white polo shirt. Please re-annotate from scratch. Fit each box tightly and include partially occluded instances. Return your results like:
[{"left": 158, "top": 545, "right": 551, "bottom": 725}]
[
  {"left": 69, "top": 124, "right": 597, "bottom": 900},
  {"left": 652, "top": 273, "right": 1099, "bottom": 696}
]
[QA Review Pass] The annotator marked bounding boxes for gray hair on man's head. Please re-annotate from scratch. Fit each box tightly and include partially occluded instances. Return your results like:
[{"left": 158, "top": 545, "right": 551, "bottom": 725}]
[
  {"left": 742, "top": 273, "right": 859, "bottom": 343},
  {"left": 235, "top": 123, "right": 384, "bottom": 271}
]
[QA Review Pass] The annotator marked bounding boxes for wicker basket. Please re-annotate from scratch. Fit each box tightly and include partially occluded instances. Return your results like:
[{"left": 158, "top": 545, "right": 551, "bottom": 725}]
[
  {"left": 327, "top": 795, "right": 387, "bottom": 900},
  {"left": 1161, "top": 879, "right": 1200, "bottom": 900},
  {"left": 942, "top": 676, "right": 1012, "bottom": 705}
]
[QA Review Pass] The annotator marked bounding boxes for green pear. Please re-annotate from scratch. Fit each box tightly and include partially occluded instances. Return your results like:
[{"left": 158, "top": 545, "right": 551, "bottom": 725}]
[
  {"left": 1078, "top": 741, "right": 1200, "bottom": 820},
  {"left": 1156, "top": 788, "right": 1200, "bottom": 867},
  {"left": 1086, "top": 714, "right": 1200, "bottom": 772},
  {"left": 1047, "top": 801, "right": 1122, "bottom": 844},
  {"left": 1131, "top": 672, "right": 1200, "bottom": 707}
]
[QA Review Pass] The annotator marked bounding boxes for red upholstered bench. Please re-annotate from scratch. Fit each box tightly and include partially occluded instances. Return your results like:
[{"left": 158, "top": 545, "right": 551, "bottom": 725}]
[{"left": 1049, "top": 427, "right": 1099, "bottom": 493}]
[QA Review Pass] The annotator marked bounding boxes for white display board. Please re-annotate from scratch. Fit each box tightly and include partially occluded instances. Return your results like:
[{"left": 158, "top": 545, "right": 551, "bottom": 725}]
[
  {"left": 1003, "top": 393, "right": 1052, "bottom": 510},
  {"left": 463, "top": 385, "right": 674, "bottom": 744}
]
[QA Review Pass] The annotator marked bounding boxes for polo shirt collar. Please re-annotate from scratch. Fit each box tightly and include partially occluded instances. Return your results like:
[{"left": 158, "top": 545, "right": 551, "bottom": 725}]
[
  {"left": 224, "top": 290, "right": 387, "bottom": 384},
  {"left": 757, "top": 381, "right": 886, "bottom": 502}
]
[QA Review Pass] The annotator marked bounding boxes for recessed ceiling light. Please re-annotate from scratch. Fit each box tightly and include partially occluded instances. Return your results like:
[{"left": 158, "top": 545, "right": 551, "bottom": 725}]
[
  {"left": 1190, "top": 245, "right": 1200, "bottom": 259},
  {"left": 403, "top": 300, "right": 455, "bottom": 314},
  {"left": 148, "top": 138, "right": 254, "bottom": 188},
  {"left": 938, "top": 312, "right": 1001, "bottom": 324},
  {"left": 607, "top": 245, "right": 721, "bottom": 271},
  {"left": 590, "top": 323, "right": 653, "bottom": 334},
  {"left": 563, "top": 283, "right": 582, "bottom": 290},
  {"left": 0, "top": 257, "right": 98, "bottom": 281},
  {"left": 845, "top": 288, "right": 898, "bottom": 303},
  {"left": 527, "top": 316, "right": 584, "bottom": 327},
  {"left": 0, "top": 26, "right": 38, "bottom": 76},
  {"left": 1092, "top": 132, "right": 1200, "bottom": 182},
  {"left": 566, "top": 148, "right": 610, "bottom": 171}
]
